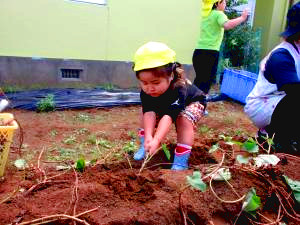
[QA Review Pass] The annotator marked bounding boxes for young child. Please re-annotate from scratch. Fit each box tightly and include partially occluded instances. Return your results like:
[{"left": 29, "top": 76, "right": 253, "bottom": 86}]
[
  {"left": 132, "top": 41, "right": 207, "bottom": 170},
  {"left": 193, "top": 0, "right": 248, "bottom": 95}
]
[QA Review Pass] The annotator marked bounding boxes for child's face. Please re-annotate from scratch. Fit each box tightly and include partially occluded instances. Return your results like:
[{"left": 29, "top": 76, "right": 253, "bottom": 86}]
[
  {"left": 138, "top": 70, "right": 173, "bottom": 97},
  {"left": 217, "top": 0, "right": 226, "bottom": 11}
]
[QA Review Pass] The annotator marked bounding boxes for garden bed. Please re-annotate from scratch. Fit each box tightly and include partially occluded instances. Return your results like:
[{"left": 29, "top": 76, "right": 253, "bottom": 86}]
[{"left": 0, "top": 102, "right": 299, "bottom": 225}]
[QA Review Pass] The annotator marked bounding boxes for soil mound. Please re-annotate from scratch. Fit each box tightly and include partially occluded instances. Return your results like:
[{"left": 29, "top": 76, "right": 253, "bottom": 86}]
[{"left": 0, "top": 148, "right": 299, "bottom": 225}]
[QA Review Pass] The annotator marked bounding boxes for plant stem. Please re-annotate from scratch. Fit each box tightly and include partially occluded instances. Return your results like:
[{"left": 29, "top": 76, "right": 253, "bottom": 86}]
[{"left": 138, "top": 147, "right": 162, "bottom": 175}]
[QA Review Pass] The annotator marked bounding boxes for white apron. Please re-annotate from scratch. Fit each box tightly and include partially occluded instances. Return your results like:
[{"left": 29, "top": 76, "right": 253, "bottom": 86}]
[{"left": 244, "top": 42, "right": 300, "bottom": 128}]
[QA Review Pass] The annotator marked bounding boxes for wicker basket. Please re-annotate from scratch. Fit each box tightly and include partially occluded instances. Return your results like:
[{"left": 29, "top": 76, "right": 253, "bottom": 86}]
[{"left": 0, "top": 113, "right": 18, "bottom": 176}]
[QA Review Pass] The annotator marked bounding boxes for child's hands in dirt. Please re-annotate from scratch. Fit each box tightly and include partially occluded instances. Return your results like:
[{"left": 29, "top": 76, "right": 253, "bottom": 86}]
[{"left": 144, "top": 136, "right": 160, "bottom": 156}]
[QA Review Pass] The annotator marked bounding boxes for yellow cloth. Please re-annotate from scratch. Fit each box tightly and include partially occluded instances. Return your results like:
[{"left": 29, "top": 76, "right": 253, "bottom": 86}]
[{"left": 202, "top": 0, "right": 220, "bottom": 17}]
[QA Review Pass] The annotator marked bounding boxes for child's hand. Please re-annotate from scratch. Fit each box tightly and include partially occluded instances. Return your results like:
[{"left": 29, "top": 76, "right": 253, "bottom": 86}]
[
  {"left": 148, "top": 138, "right": 161, "bottom": 155},
  {"left": 144, "top": 135, "right": 153, "bottom": 149},
  {"left": 241, "top": 8, "right": 249, "bottom": 21},
  {"left": 144, "top": 137, "right": 160, "bottom": 156}
]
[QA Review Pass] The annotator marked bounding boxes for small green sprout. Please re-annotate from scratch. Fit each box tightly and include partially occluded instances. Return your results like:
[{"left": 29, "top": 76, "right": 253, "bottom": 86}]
[
  {"left": 242, "top": 138, "right": 259, "bottom": 153},
  {"left": 242, "top": 188, "right": 261, "bottom": 217},
  {"left": 122, "top": 141, "right": 137, "bottom": 154},
  {"left": 76, "top": 158, "right": 86, "bottom": 172},
  {"left": 128, "top": 130, "right": 137, "bottom": 139},
  {"left": 162, "top": 143, "right": 171, "bottom": 160},
  {"left": 62, "top": 135, "right": 77, "bottom": 145}
]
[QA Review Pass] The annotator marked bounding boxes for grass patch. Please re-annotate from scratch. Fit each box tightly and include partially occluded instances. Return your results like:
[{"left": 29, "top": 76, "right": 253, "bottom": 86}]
[{"left": 36, "top": 94, "right": 55, "bottom": 112}]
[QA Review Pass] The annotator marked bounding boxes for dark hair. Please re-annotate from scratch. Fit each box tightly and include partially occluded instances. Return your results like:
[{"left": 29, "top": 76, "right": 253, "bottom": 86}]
[
  {"left": 281, "top": 2, "right": 300, "bottom": 38},
  {"left": 136, "top": 62, "right": 187, "bottom": 89},
  {"left": 285, "top": 31, "right": 300, "bottom": 43},
  {"left": 212, "top": 0, "right": 223, "bottom": 9}
]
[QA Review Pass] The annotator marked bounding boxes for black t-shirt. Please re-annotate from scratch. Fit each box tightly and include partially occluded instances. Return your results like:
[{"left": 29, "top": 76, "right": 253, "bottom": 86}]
[{"left": 140, "top": 84, "right": 206, "bottom": 121}]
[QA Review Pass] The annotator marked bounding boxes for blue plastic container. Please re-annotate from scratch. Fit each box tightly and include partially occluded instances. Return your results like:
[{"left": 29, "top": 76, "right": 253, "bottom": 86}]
[{"left": 220, "top": 68, "right": 258, "bottom": 104}]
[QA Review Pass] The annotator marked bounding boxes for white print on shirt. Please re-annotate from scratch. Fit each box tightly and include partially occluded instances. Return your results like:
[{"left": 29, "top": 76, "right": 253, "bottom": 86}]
[{"left": 171, "top": 99, "right": 180, "bottom": 106}]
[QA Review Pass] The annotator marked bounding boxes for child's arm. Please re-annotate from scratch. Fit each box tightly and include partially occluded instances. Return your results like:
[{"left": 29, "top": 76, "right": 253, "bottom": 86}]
[
  {"left": 223, "top": 8, "right": 248, "bottom": 30},
  {"left": 146, "top": 115, "right": 173, "bottom": 155},
  {"left": 143, "top": 111, "right": 156, "bottom": 140},
  {"left": 153, "top": 115, "right": 173, "bottom": 143}
]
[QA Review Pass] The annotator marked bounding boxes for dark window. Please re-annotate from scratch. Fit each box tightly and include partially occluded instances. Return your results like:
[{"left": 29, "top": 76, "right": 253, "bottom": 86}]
[{"left": 60, "top": 69, "right": 82, "bottom": 79}]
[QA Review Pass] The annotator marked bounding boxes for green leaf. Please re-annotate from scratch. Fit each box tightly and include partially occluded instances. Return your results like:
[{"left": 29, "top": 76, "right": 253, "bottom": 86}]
[
  {"left": 236, "top": 155, "right": 250, "bottom": 164},
  {"left": 219, "top": 134, "right": 232, "bottom": 142},
  {"left": 209, "top": 144, "right": 219, "bottom": 153},
  {"left": 242, "top": 188, "right": 261, "bottom": 213},
  {"left": 36, "top": 94, "right": 55, "bottom": 112},
  {"left": 76, "top": 158, "right": 86, "bottom": 172},
  {"left": 162, "top": 144, "right": 171, "bottom": 160},
  {"left": 284, "top": 176, "right": 300, "bottom": 204},
  {"left": 218, "top": 135, "right": 242, "bottom": 146},
  {"left": 242, "top": 139, "right": 259, "bottom": 153},
  {"left": 254, "top": 154, "right": 280, "bottom": 167},
  {"left": 14, "top": 159, "right": 27, "bottom": 170},
  {"left": 186, "top": 171, "right": 207, "bottom": 192},
  {"left": 212, "top": 168, "right": 231, "bottom": 181},
  {"left": 122, "top": 141, "right": 137, "bottom": 153}
]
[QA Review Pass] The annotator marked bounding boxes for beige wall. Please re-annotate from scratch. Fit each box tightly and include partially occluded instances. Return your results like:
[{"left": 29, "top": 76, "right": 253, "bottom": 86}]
[
  {"left": 253, "top": 0, "right": 298, "bottom": 57},
  {"left": 0, "top": 0, "right": 201, "bottom": 64}
]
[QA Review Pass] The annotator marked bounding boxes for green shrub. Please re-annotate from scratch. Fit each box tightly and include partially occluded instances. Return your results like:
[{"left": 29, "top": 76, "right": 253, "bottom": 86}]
[
  {"left": 36, "top": 94, "right": 55, "bottom": 112},
  {"left": 217, "top": 0, "right": 262, "bottom": 79},
  {"left": 1, "top": 85, "right": 20, "bottom": 93},
  {"left": 222, "top": 24, "right": 261, "bottom": 73}
]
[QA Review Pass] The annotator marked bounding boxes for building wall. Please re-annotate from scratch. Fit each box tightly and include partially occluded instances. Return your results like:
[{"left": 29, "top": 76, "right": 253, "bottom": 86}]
[
  {"left": 2, "top": 0, "right": 297, "bottom": 88},
  {"left": 253, "top": 0, "right": 298, "bottom": 57},
  {"left": 0, "top": 56, "right": 196, "bottom": 89},
  {"left": 0, "top": 0, "right": 200, "bottom": 64},
  {"left": 0, "top": 0, "right": 200, "bottom": 88}
]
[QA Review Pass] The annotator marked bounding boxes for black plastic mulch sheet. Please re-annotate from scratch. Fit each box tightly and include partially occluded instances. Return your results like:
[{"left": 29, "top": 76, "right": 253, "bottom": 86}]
[{"left": 5, "top": 88, "right": 141, "bottom": 110}]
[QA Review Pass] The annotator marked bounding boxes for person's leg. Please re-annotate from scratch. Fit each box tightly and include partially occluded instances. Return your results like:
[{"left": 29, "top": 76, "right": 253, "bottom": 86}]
[
  {"left": 134, "top": 109, "right": 146, "bottom": 160},
  {"left": 266, "top": 95, "right": 300, "bottom": 155},
  {"left": 171, "top": 115, "right": 194, "bottom": 170},
  {"left": 192, "top": 49, "right": 219, "bottom": 94},
  {"left": 209, "top": 51, "right": 220, "bottom": 91},
  {"left": 193, "top": 49, "right": 209, "bottom": 94},
  {"left": 176, "top": 115, "right": 194, "bottom": 146},
  {"left": 171, "top": 102, "right": 205, "bottom": 170}
]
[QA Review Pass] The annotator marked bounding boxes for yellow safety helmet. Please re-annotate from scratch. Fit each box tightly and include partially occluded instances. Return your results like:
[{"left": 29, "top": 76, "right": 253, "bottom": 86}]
[
  {"left": 202, "top": 0, "right": 220, "bottom": 17},
  {"left": 133, "top": 41, "right": 176, "bottom": 72}
]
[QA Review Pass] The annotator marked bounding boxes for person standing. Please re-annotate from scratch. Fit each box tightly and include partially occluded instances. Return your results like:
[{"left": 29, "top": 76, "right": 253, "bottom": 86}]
[{"left": 193, "top": 0, "right": 248, "bottom": 95}]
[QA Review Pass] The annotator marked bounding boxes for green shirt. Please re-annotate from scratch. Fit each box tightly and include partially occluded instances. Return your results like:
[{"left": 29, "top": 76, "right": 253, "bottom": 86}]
[{"left": 196, "top": 10, "right": 229, "bottom": 51}]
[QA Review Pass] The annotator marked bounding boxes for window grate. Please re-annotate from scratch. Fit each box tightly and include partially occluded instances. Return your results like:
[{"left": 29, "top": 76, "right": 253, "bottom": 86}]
[{"left": 61, "top": 69, "right": 82, "bottom": 79}]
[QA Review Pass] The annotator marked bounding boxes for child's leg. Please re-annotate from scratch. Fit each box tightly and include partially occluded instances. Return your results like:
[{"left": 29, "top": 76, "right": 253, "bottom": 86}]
[
  {"left": 133, "top": 108, "right": 145, "bottom": 160},
  {"left": 176, "top": 115, "right": 194, "bottom": 146},
  {"left": 171, "top": 102, "right": 204, "bottom": 170},
  {"left": 133, "top": 128, "right": 145, "bottom": 160},
  {"left": 171, "top": 116, "right": 193, "bottom": 170}
]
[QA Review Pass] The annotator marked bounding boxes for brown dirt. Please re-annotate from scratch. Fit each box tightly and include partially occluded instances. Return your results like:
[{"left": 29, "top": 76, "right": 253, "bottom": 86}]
[{"left": 0, "top": 101, "right": 299, "bottom": 225}]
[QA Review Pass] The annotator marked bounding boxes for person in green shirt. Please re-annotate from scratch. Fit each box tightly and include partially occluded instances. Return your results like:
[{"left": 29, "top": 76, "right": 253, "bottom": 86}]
[{"left": 193, "top": 0, "right": 248, "bottom": 95}]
